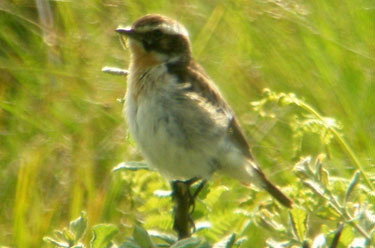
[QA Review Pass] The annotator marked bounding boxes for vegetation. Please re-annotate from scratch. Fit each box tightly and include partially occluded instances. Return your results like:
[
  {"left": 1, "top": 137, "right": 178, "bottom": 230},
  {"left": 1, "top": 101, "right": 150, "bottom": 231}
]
[{"left": 1, "top": 0, "right": 374, "bottom": 247}]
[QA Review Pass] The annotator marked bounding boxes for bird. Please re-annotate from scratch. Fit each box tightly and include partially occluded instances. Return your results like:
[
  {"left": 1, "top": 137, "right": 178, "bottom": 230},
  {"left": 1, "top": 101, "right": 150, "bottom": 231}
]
[{"left": 116, "top": 14, "right": 292, "bottom": 208}]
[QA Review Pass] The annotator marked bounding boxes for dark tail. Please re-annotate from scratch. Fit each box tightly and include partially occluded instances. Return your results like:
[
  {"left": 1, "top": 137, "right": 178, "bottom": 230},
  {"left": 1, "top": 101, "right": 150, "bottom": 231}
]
[
  {"left": 262, "top": 177, "right": 292, "bottom": 208},
  {"left": 253, "top": 166, "right": 293, "bottom": 208}
]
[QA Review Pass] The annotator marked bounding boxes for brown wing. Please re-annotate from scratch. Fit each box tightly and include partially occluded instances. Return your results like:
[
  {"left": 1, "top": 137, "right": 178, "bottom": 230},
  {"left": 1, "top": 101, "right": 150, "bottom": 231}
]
[
  {"left": 167, "top": 58, "right": 254, "bottom": 159},
  {"left": 227, "top": 117, "right": 253, "bottom": 159},
  {"left": 187, "top": 63, "right": 254, "bottom": 159}
]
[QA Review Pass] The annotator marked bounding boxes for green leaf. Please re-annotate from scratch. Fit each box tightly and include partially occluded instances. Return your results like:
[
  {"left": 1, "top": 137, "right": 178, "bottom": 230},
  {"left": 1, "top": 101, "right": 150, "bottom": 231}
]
[
  {"left": 314, "top": 154, "right": 329, "bottom": 186},
  {"left": 241, "top": 221, "right": 265, "bottom": 247},
  {"left": 148, "top": 230, "right": 177, "bottom": 244},
  {"left": 213, "top": 233, "right": 236, "bottom": 248},
  {"left": 197, "top": 241, "right": 211, "bottom": 248},
  {"left": 72, "top": 244, "right": 85, "bottom": 248},
  {"left": 266, "top": 239, "right": 289, "bottom": 248},
  {"left": 256, "top": 210, "right": 284, "bottom": 232},
  {"left": 54, "top": 230, "right": 67, "bottom": 243},
  {"left": 69, "top": 211, "right": 88, "bottom": 242},
  {"left": 63, "top": 228, "right": 75, "bottom": 244},
  {"left": 337, "top": 225, "right": 354, "bottom": 247},
  {"left": 170, "top": 238, "right": 201, "bottom": 248},
  {"left": 303, "top": 180, "right": 325, "bottom": 197},
  {"left": 289, "top": 208, "right": 308, "bottom": 242},
  {"left": 118, "top": 241, "right": 141, "bottom": 248},
  {"left": 90, "top": 224, "right": 118, "bottom": 248},
  {"left": 43, "top": 237, "right": 70, "bottom": 248},
  {"left": 294, "top": 157, "right": 313, "bottom": 178},
  {"left": 133, "top": 225, "right": 156, "bottom": 248},
  {"left": 319, "top": 168, "right": 330, "bottom": 188},
  {"left": 112, "top": 162, "right": 149, "bottom": 172},
  {"left": 234, "top": 237, "right": 247, "bottom": 246},
  {"left": 344, "top": 171, "right": 360, "bottom": 204}
]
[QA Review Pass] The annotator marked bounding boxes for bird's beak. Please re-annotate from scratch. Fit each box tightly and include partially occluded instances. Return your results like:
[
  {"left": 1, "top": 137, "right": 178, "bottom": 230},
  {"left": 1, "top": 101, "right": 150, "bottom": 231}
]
[
  {"left": 116, "top": 26, "right": 140, "bottom": 40},
  {"left": 116, "top": 26, "right": 141, "bottom": 49}
]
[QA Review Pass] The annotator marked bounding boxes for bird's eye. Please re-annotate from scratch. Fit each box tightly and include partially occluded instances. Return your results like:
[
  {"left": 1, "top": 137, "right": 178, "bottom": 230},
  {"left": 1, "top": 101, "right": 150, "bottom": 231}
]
[
  {"left": 142, "top": 29, "right": 165, "bottom": 51},
  {"left": 150, "top": 29, "right": 163, "bottom": 39}
]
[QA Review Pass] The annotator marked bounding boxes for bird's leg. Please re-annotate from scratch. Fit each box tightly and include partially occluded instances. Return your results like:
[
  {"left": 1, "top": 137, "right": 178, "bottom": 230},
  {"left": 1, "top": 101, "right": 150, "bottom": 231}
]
[{"left": 189, "top": 179, "right": 207, "bottom": 214}]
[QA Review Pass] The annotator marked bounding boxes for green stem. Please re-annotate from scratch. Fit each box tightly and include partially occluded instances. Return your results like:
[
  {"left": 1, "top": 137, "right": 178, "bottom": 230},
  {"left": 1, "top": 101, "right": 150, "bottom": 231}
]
[{"left": 295, "top": 99, "right": 374, "bottom": 191}]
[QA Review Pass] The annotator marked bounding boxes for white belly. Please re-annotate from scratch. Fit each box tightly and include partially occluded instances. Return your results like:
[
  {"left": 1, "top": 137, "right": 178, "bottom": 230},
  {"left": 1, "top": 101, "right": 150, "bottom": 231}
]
[{"left": 124, "top": 65, "right": 217, "bottom": 180}]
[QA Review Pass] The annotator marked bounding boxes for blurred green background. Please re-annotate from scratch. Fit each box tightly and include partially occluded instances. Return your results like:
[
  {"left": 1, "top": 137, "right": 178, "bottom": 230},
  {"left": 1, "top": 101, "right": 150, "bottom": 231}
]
[{"left": 0, "top": 0, "right": 374, "bottom": 247}]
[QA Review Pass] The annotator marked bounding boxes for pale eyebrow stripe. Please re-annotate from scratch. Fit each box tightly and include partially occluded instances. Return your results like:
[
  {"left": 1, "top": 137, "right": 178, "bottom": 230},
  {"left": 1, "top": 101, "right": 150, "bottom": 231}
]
[{"left": 135, "top": 23, "right": 189, "bottom": 37}]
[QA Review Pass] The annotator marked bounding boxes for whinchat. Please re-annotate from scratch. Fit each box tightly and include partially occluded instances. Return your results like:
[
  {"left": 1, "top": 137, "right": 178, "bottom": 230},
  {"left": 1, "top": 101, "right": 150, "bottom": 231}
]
[{"left": 116, "top": 14, "right": 292, "bottom": 208}]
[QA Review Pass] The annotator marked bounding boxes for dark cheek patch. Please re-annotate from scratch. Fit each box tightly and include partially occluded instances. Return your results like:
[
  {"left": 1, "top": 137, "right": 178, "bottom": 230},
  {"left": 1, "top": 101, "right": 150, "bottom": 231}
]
[
  {"left": 141, "top": 34, "right": 188, "bottom": 55},
  {"left": 142, "top": 38, "right": 167, "bottom": 53},
  {"left": 159, "top": 38, "right": 169, "bottom": 51},
  {"left": 142, "top": 40, "right": 153, "bottom": 52}
]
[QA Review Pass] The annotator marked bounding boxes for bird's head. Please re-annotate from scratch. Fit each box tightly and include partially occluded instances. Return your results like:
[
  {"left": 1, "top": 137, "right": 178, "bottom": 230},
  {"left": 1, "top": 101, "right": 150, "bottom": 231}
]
[{"left": 116, "top": 14, "right": 191, "bottom": 66}]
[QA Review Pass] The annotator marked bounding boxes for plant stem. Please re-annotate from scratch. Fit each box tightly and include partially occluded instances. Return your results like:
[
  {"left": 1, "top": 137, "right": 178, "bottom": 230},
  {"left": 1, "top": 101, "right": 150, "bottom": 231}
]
[
  {"left": 295, "top": 99, "right": 374, "bottom": 191},
  {"left": 171, "top": 181, "right": 192, "bottom": 239}
]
